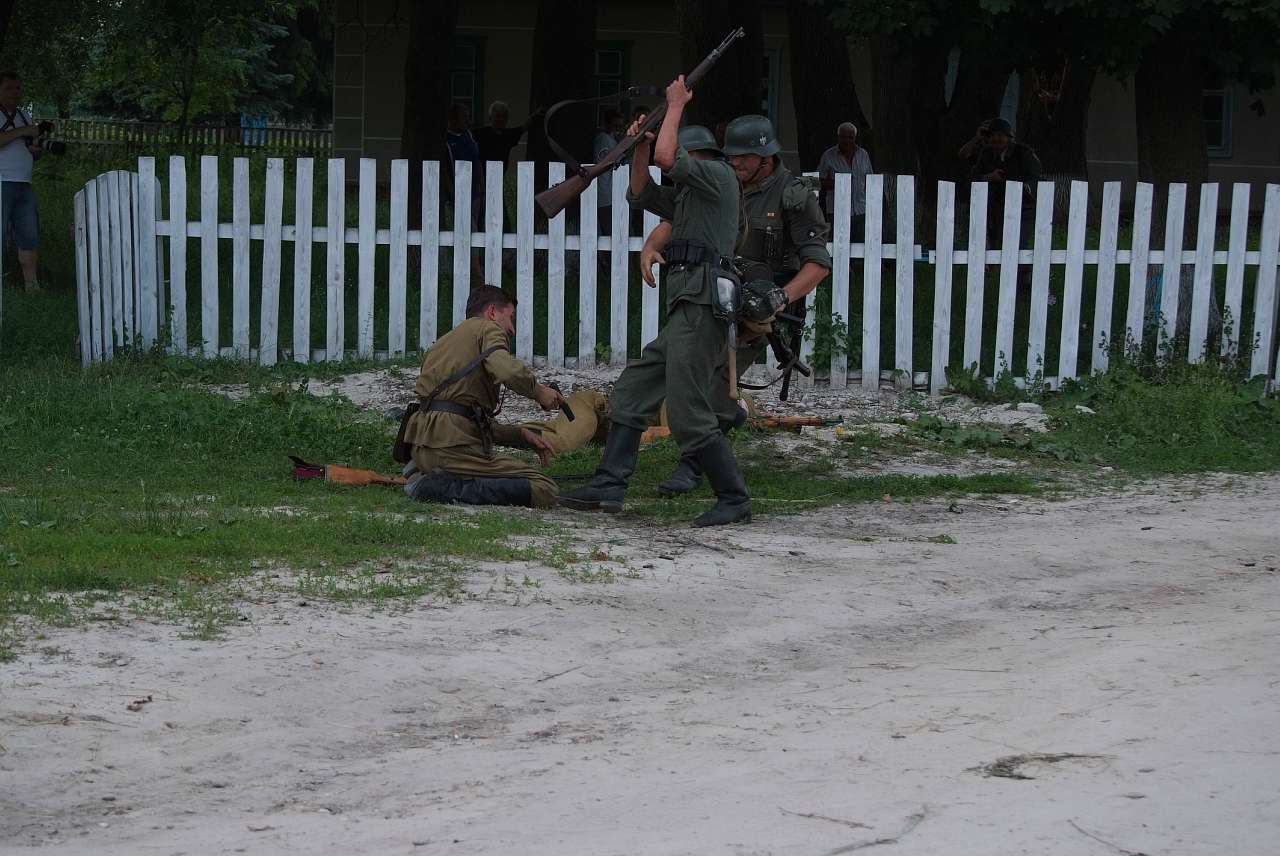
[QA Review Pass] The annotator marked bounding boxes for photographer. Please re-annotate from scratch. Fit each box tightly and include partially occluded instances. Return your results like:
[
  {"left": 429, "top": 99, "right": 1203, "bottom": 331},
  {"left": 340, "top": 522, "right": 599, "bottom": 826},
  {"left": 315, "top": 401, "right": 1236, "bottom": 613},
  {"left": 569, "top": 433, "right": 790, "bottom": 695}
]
[{"left": 0, "top": 71, "right": 43, "bottom": 292}]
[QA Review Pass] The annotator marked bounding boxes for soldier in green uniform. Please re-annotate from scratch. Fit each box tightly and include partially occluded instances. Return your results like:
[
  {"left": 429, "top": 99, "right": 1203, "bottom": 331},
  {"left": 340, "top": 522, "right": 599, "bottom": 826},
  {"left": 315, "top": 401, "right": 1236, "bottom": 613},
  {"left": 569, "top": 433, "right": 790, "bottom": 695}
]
[
  {"left": 559, "top": 75, "right": 751, "bottom": 527},
  {"left": 402, "top": 284, "right": 573, "bottom": 508},
  {"left": 641, "top": 114, "right": 833, "bottom": 495}
]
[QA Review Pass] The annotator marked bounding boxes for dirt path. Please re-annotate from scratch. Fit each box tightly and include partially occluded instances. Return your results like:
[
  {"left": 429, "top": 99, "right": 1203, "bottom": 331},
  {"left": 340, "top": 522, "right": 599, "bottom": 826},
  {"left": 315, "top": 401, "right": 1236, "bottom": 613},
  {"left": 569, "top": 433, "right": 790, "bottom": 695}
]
[{"left": 3, "top": 476, "right": 1279, "bottom": 855}]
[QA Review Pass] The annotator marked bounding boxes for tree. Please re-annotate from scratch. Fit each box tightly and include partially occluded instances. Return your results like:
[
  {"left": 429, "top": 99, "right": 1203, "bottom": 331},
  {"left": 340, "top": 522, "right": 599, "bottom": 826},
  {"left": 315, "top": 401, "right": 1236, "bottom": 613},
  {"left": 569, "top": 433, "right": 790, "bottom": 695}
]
[
  {"left": 525, "top": 0, "right": 597, "bottom": 184},
  {"left": 675, "top": 0, "right": 764, "bottom": 133},
  {"left": 0, "top": 0, "right": 14, "bottom": 55},
  {"left": 2, "top": 0, "right": 110, "bottom": 117},
  {"left": 785, "top": 0, "right": 872, "bottom": 169}
]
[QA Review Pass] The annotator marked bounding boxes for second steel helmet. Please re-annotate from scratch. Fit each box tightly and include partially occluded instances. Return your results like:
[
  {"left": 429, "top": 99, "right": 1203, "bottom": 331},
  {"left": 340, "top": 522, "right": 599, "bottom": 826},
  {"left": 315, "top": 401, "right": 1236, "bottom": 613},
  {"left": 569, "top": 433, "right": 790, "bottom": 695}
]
[
  {"left": 722, "top": 114, "right": 780, "bottom": 157},
  {"left": 677, "top": 124, "right": 723, "bottom": 156}
]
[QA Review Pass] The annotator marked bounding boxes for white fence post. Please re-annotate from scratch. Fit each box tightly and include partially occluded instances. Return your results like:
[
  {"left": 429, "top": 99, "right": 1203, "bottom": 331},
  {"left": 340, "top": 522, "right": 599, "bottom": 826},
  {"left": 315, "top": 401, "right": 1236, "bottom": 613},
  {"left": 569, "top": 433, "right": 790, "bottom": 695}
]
[
  {"left": 420, "top": 161, "right": 441, "bottom": 350},
  {"left": 1222, "top": 183, "right": 1251, "bottom": 358},
  {"left": 609, "top": 164, "right": 629, "bottom": 366},
  {"left": 199, "top": 156, "right": 219, "bottom": 357},
  {"left": 85, "top": 175, "right": 105, "bottom": 361},
  {"left": 1058, "top": 181, "right": 1089, "bottom": 384},
  {"left": 1157, "top": 183, "right": 1187, "bottom": 353},
  {"left": 994, "top": 180, "right": 1022, "bottom": 377},
  {"left": 232, "top": 157, "right": 251, "bottom": 359},
  {"left": 894, "top": 175, "right": 915, "bottom": 389},
  {"left": 1092, "top": 182, "right": 1121, "bottom": 372},
  {"left": 357, "top": 157, "right": 377, "bottom": 358},
  {"left": 1025, "top": 182, "right": 1054, "bottom": 382},
  {"left": 830, "top": 171, "right": 852, "bottom": 388},
  {"left": 1252, "top": 184, "right": 1280, "bottom": 380},
  {"left": 516, "top": 161, "right": 535, "bottom": 361},
  {"left": 137, "top": 158, "right": 158, "bottom": 347},
  {"left": 451, "top": 159, "right": 472, "bottom": 328},
  {"left": 1125, "top": 183, "right": 1154, "bottom": 355},
  {"left": 94, "top": 175, "right": 115, "bottom": 359},
  {"left": 641, "top": 164, "right": 661, "bottom": 349},
  {"left": 325, "top": 157, "right": 346, "bottom": 361},
  {"left": 74, "top": 190, "right": 92, "bottom": 367},
  {"left": 930, "top": 181, "right": 955, "bottom": 396},
  {"left": 484, "top": 161, "right": 503, "bottom": 287},
  {"left": 961, "top": 182, "right": 989, "bottom": 378},
  {"left": 259, "top": 158, "right": 284, "bottom": 365},
  {"left": 547, "top": 161, "right": 567, "bottom": 367},
  {"left": 388, "top": 159, "right": 408, "bottom": 358},
  {"left": 168, "top": 155, "right": 187, "bottom": 355},
  {"left": 1188, "top": 183, "right": 1219, "bottom": 362},
  {"left": 860, "top": 173, "right": 882, "bottom": 391},
  {"left": 578, "top": 179, "right": 598, "bottom": 368},
  {"left": 292, "top": 157, "right": 314, "bottom": 362}
]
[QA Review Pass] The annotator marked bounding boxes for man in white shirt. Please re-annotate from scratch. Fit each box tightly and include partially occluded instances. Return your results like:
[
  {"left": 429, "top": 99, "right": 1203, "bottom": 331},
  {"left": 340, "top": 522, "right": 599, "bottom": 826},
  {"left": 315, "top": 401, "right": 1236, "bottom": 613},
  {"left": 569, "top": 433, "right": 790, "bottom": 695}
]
[
  {"left": 593, "top": 109, "right": 626, "bottom": 209},
  {"left": 0, "top": 71, "right": 43, "bottom": 291},
  {"left": 817, "top": 122, "right": 872, "bottom": 241}
]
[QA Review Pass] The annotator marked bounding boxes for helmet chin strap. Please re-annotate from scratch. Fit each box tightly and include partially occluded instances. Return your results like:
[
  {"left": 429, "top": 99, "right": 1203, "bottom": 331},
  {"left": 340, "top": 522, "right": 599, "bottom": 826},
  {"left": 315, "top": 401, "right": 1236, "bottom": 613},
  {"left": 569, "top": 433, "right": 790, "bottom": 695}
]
[{"left": 743, "top": 157, "right": 767, "bottom": 187}]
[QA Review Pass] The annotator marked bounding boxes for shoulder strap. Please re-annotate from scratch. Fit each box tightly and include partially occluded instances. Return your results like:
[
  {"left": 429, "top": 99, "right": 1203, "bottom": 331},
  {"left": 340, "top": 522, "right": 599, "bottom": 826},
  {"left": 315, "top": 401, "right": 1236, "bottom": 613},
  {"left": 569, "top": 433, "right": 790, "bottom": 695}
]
[
  {"left": 421, "top": 343, "right": 506, "bottom": 404},
  {"left": 0, "top": 107, "right": 16, "bottom": 133}
]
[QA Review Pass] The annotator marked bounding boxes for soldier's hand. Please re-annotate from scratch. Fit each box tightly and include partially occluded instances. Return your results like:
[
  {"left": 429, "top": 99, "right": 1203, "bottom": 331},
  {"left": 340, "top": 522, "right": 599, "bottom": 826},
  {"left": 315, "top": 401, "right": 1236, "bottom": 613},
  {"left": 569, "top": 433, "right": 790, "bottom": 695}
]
[
  {"left": 639, "top": 245, "right": 665, "bottom": 287},
  {"left": 666, "top": 75, "right": 693, "bottom": 108},
  {"left": 521, "top": 428, "right": 555, "bottom": 466},
  {"left": 534, "top": 384, "right": 564, "bottom": 412},
  {"left": 626, "top": 115, "right": 652, "bottom": 138}
]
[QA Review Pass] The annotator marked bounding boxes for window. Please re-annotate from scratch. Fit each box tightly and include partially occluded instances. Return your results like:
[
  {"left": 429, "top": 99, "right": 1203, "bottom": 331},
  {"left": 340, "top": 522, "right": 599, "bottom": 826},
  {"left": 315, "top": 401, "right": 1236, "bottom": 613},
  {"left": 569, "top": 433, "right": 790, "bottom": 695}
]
[
  {"left": 761, "top": 49, "right": 781, "bottom": 123},
  {"left": 1204, "top": 87, "right": 1232, "bottom": 158},
  {"left": 450, "top": 38, "right": 485, "bottom": 124},
  {"left": 594, "top": 44, "right": 631, "bottom": 127}
]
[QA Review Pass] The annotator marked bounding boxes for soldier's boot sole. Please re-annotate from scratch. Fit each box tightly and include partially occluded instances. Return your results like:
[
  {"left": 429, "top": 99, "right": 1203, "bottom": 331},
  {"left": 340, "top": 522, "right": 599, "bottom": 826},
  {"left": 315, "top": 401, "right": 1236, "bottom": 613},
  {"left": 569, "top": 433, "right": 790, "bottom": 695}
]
[
  {"left": 557, "top": 493, "right": 624, "bottom": 514},
  {"left": 691, "top": 503, "right": 752, "bottom": 527}
]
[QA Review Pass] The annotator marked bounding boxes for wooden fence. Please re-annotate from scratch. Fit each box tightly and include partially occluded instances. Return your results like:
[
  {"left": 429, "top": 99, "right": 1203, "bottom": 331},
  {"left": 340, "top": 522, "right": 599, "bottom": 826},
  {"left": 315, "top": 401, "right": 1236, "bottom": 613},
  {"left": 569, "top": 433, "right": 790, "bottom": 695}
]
[
  {"left": 45, "top": 118, "right": 332, "bottom": 155},
  {"left": 71, "top": 155, "right": 1280, "bottom": 394}
]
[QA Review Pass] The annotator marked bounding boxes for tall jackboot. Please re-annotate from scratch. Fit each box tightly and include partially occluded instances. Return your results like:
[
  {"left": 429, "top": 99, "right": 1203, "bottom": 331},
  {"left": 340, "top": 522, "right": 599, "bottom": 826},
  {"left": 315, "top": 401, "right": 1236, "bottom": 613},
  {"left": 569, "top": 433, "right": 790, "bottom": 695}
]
[
  {"left": 558, "top": 423, "right": 644, "bottom": 513},
  {"left": 657, "top": 454, "right": 704, "bottom": 497},
  {"left": 689, "top": 436, "right": 752, "bottom": 527},
  {"left": 656, "top": 406, "right": 746, "bottom": 497},
  {"left": 405, "top": 470, "right": 533, "bottom": 507}
]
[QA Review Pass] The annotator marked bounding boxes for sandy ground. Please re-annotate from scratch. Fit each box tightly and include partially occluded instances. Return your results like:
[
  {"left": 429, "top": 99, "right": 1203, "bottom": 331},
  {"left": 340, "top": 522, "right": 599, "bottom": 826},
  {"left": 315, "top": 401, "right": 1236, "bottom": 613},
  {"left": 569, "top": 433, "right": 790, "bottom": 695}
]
[{"left": 3, "top": 472, "right": 1279, "bottom": 855}]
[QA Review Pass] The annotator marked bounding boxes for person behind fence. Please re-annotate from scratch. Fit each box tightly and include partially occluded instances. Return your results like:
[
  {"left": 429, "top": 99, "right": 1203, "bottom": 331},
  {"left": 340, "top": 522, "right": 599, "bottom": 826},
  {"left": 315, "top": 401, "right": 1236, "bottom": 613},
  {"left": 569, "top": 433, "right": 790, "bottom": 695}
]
[
  {"left": 817, "top": 121, "right": 872, "bottom": 237},
  {"left": 558, "top": 75, "right": 750, "bottom": 528},
  {"left": 0, "top": 70, "right": 44, "bottom": 292},
  {"left": 593, "top": 108, "right": 627, "bottom": 209},
  {"left": 403, "top": 285, "right": 593, "bottom": 508},
  {"left": 474, "top": 100, "right": 541, "bottom": 173},
  {"left": 969, "top": 117, "right": 1041, "bottom": 206},
  {"left": 636, "top": 113, "right": 832, "bottom": 497}
]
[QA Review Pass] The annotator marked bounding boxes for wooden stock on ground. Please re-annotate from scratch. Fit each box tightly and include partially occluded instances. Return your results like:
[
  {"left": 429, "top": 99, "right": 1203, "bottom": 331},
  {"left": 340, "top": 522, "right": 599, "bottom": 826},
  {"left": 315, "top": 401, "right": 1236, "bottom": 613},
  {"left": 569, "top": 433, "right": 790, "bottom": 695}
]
[{"left": 639, "top": 414, "right": 840, "bottom": 445}]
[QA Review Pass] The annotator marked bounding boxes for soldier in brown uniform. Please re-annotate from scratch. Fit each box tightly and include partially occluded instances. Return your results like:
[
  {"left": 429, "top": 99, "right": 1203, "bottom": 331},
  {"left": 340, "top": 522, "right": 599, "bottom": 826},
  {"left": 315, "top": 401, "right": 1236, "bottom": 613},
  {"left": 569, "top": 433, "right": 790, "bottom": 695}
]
[{"left": 402, "top": 285, "right": 599, "bottom": 508}]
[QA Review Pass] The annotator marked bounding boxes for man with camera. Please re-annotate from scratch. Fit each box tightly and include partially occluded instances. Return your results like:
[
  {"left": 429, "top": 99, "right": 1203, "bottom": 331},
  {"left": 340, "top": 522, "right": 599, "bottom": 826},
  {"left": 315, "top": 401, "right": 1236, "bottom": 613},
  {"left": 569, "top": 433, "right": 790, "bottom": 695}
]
[{"left": 0, "top": 71, "right": 44, "bottom": 291}]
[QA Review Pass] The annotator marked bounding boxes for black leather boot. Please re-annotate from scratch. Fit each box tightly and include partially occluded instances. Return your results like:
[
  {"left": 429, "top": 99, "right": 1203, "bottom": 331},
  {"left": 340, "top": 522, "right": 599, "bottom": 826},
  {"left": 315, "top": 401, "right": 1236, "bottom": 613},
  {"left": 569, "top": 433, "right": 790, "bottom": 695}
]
[
  {"left": 690, "top": 436, "right": 752, "bottom": 527},
  {"left": 558, "top": 423, "right": 643, "bottom": 513},
  {"left": 657, "top": 454, "right": 703, "bottom": 496},
  {"left": 405, "top": 470, "right": 533, "bottom": 507}
]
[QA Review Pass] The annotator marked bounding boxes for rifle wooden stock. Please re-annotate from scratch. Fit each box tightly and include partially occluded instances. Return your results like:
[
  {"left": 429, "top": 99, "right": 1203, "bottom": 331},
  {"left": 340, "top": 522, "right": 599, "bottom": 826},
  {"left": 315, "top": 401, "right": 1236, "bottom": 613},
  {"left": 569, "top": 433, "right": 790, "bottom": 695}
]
[{"left": 534, "top": 26, "right": 745, "bottom": 218}]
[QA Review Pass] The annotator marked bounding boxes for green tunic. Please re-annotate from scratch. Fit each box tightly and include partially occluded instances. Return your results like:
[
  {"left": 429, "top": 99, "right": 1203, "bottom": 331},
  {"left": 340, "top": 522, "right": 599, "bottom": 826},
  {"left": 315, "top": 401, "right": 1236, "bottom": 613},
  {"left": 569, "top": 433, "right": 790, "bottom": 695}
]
[{"left": 611, "top": 148, "right": 741, "bottom": 452}]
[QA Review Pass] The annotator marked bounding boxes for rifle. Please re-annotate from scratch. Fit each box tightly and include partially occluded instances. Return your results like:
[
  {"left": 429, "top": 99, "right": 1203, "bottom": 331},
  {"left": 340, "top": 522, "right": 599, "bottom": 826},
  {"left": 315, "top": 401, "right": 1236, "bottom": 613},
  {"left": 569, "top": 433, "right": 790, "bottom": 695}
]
[{"left": 534, "top": 27, "right": 746, "bottom": 218}]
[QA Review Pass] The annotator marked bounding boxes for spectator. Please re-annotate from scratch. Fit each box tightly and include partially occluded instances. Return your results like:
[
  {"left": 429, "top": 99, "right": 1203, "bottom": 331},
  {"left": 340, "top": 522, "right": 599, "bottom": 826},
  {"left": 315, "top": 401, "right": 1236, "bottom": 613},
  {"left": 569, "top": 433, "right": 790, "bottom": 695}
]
[
  {"left": 473, "top": 100, "right": 541, "bottom": 172},
  {"left": 0, "top": 70, "right": 43, "bottom": 291},
  {"left": 446, "top": 103, "right": 482, "bottom": 196},
  {"left": 592, "top": 108, "right": 626, "bottom": 208},
  {"left": 817, "top": 122, "right": 873, "bottom": 240},
  {"left": 968, "top": 117, "right": 1041, "bottom": 198},
  {"left": 957, "top": 119, "right": 992, "bottom": 174}
]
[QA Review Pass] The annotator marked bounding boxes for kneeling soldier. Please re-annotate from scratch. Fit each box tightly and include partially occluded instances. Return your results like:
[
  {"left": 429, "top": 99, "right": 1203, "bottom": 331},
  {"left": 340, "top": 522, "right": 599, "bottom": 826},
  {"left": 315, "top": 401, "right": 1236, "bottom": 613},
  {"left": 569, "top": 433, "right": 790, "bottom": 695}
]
[{"left": 403, "top": 285, "right": 570, "bottom": 507}]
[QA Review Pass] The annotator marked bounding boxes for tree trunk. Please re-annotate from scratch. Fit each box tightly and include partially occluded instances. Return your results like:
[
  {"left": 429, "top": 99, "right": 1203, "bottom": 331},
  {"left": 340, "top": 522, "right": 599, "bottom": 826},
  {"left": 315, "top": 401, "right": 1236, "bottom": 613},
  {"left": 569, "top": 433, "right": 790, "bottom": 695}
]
[
  {"left": 400, "top": 0, "right": 460, "bottom": 223},
  {"left": 869, "top": 36, "right": 917, "bottom": 177},
  {"left": 675, "top": 0, "right": 764, "bottom": 134},
  {"left": 1016, "top": 59, "right": 1096, "bottom": 177},
  {"left": 526, "top": 0, "right": 597, "bottom": 186},
  {"left": 930, "top": 43, "right": 1010, "bottom": 186},
  {"left": 784, "top": 0, "right": 871, "bottom": 170}
]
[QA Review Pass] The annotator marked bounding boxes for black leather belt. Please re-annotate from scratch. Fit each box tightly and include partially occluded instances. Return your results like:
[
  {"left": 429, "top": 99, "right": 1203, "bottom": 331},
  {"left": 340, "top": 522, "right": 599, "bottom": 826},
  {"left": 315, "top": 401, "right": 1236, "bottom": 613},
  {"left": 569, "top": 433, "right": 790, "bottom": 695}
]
[
  {"left": 422, "top": 399, "right": 495, "bottom": 455},
  {"left": 666, "top": 239, "right": 731, "bottom": 270}
]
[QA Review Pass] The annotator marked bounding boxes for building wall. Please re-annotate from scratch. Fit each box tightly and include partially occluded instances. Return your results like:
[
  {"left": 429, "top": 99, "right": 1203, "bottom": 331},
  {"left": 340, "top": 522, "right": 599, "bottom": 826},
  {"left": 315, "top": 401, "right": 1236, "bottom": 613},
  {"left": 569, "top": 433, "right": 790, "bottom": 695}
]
[{"left": 334, "top": 0, "right": 1279, "bottom": 206}]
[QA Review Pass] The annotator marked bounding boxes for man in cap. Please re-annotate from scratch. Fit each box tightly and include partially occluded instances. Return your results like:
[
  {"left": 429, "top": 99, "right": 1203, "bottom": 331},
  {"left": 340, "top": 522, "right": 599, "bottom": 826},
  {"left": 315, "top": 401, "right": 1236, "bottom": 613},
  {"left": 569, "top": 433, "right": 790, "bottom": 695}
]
[
  {"left": 640, "top": 113, "right": 832, "bottom": 496},
  {"left": 558, "top": 75, "right": 750, "bottom": 527}
]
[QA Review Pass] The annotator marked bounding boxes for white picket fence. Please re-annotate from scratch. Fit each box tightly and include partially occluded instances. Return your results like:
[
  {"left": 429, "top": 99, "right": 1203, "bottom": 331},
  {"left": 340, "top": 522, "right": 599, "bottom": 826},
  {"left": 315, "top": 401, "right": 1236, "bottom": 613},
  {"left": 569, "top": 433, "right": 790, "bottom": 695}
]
[{"left": 72, "top": 156, "right": 1280, "bottom": 393}]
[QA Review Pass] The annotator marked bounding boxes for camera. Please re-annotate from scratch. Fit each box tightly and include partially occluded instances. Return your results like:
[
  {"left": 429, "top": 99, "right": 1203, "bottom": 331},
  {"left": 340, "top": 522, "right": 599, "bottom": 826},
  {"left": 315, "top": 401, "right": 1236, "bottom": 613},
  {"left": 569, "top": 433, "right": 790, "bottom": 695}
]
[{"left": 27, "top": 120, "right": 67, "bottom": 155}]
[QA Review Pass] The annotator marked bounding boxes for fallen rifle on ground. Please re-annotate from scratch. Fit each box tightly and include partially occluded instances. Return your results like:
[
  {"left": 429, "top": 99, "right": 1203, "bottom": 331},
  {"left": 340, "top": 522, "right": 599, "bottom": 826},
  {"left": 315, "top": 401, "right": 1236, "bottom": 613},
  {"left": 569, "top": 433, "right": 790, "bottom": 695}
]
[
  {"left": 289, "top": 455, "right": 407, "bottom": 487},
  {"left": 640, "top": 414, "right": 842, "bottom": 445}
]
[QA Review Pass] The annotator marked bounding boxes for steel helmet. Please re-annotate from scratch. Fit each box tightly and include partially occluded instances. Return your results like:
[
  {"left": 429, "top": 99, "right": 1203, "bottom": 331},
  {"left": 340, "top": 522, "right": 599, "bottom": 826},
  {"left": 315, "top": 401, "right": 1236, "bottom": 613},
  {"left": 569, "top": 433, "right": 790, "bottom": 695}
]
[
  {"left": 722, "top": 114, "right": 780, "bottom": 157},
  {"left": 677, "top": 124, "right": 722, "bottom": 156}
]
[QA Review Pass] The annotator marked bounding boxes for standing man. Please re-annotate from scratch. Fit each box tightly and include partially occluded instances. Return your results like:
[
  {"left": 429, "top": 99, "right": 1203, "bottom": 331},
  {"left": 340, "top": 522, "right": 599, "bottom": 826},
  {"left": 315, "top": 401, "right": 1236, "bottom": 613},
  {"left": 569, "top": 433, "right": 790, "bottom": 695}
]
[
  {"left": 969, "top": 118, "right": 1041, "bottom": 286},
  {"left": 473, "top": 100, "right": 541, "bottom": 172},
  {"left": 559, "top": 76, "right": 749, "bottom": 527},
  {"left": 402, "top": 285, "right": 567, "bottom": 508},
  {"left": 639, "top": 114, "right": 831, "bottom": 497},
  {"left": 593, "top": 108, "right": 626, "bottom": 210},
  {"left": 817, "top": 122, "right": 873, "bottom": 240},
  {"left": 0, "top": 71, "right": 44, "bottom": 291}
]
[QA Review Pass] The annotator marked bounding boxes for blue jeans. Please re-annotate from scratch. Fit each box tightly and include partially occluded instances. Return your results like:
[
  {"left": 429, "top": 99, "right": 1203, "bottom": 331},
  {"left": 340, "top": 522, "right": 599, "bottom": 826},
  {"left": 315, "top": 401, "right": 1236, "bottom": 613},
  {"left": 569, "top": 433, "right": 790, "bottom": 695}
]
[{"left": 1, "top": 181, "right": 39, "bottom": 250}]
